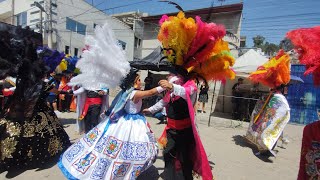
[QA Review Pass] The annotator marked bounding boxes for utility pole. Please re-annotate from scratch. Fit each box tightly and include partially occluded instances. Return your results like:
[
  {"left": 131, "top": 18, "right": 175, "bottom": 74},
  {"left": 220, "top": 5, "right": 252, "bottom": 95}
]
[
  {"left": 48, "top": 0, "right": 53, "bottom": 48},
  {"left": 34, "top": 1, "right": 45, "bottom": 37},
  {"left": 39, "top": 9, "right": 43, "bottom": 35},
  {"left": 11, "top": 0, "right": 15, "bottom": 25},
  {"left": 69, "top": 30, "right": 72, "bottom": 55}
]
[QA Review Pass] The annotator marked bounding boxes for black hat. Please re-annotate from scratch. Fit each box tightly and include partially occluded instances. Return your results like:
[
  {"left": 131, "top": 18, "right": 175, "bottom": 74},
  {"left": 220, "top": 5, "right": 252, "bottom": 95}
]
[
  {"left": 120, "top": 67, "right": 139, "bottom": 90},
  {"left": 169, "top": 65, "right": 188, "bottom": 78}
]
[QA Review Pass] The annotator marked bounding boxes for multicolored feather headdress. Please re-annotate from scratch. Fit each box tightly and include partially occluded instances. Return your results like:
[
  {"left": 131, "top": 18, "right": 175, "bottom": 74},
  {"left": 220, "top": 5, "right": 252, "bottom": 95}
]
[
  {"left": 158, "top": 11, "right": 235, "bottom": 82},
  {"left": 249, "top": 49, "right": 290, "bottom": 89},
  {"left": 286, "top": 26, "right": 320, "bottom": 86}
]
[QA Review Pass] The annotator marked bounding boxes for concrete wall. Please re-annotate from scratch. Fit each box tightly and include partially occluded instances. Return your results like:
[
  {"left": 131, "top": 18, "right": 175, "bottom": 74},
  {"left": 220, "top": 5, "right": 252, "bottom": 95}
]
[
  {"left": 141, "top": 21, "right": 161, "bottom": 58},
  {"left": 55, "top": 0, "right": 134, "bottom": 60},
  {"left": 0, "top": 0, "right": 43, "bottom": 26},
  {"left": 0, "top": 0, "right": 12, "bottom": 22}
]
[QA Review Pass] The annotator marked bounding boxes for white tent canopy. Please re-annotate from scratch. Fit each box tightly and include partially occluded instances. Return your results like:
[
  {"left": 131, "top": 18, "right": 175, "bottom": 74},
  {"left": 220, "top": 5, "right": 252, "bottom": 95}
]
[{"left": 233, "top": 49, "right": 268, "bottom": 75}]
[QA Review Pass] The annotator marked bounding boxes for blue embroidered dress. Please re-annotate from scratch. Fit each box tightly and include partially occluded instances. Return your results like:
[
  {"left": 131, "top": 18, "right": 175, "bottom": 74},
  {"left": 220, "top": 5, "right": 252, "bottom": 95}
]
[{"left": 58, "top": 90, "right": 158, "bottom": 179}]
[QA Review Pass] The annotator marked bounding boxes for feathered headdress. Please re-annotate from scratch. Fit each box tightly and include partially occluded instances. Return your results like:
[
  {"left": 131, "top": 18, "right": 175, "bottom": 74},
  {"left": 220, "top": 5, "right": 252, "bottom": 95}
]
[
  {"left": 64, "top": 55, "right": 79, "bottom": 73},
  {"left": 158, "top": 11, "right": 235, "bottom": 82},
  {"left": 36, "top": 47, "right": 65, "bottom": 73},
  {"left": 68, "top": 22, "right": 131, "bottom": 90},
  {"left": 249, "top": 49, "right": 290, "bottom": 88},
  {"left": 286, "top": 26, "right": 320, "bottom": 85},
  {"left": 0, "top": 24, "right": 42, "bottom": 79}
]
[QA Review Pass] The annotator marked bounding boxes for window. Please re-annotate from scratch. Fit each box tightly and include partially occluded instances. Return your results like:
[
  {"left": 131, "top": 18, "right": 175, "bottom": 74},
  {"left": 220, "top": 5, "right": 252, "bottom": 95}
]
[
  {"left": 134, "top": 37, "right": 141, "bottom": 48},
  {"left": 17, "top": 11, "right": 27, "bottom": 27},
  {"left": 30, "top": 10, "right": 40, "bottom": 15},
  {"left": 74, "top": 48, "right": 78, "bottom": 57},
  {"left": 77, "top": 22, "right": 86, "bottom": 35},
  {"left": 66, "top": 17, "right": 86, "bottom": 35},
  {"left": 66, "top": 17, "right": 76, "bottom": 32},
  {"left": 30, "top": 18, "right": 40, "bottom": 23},
  {"left": 118, "top": 40, "right": 126, "bottom": 50},
  {"left": 65, "top": 46, "right": 70, "bottom": 54},
  {"left": 240, "top": 40, "right": 246, "bottom": 48}
]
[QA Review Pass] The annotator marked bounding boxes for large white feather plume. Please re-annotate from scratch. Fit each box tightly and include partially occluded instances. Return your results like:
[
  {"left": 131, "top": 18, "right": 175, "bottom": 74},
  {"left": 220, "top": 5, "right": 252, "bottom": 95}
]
[{"left": 68, "top": 22, "right": 130, "bottom": 90}]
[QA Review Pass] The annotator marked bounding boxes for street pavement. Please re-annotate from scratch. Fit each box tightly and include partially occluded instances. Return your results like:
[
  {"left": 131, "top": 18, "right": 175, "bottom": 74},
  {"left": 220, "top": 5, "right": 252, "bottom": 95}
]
[{"left": 0, "top": 109, "right": 304, "bottom": 180}]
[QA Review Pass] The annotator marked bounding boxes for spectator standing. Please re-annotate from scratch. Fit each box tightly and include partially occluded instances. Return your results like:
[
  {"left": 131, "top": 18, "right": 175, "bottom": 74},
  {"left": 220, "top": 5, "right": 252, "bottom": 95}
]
[
  {"left": 232, "top": 78, "right": 244, "bottom": 119},
  {"left": 198, "top": 81, "right": 209, "bottom": 113}
]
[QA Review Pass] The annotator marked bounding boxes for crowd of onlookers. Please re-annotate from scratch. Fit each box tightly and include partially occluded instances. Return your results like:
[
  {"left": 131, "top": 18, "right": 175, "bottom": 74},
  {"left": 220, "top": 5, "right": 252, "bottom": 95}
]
[
  {"left": 1, "top": 73, "right": 213, "bottom": 121},
  {"left": 44, "top": 72, "right": 76, "bottom": 114},
  {"left": 0, "top": 72, "right": 77, "bottom": 115}
]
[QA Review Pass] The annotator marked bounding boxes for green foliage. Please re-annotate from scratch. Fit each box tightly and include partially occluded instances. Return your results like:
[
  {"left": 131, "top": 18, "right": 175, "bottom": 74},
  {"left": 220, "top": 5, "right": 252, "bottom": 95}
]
[
  {"left": 252, "top": 35, "right": 280, "bottom": 56},
  {"left": 252, "top": 35, "right": 265, "bottom": 48}
]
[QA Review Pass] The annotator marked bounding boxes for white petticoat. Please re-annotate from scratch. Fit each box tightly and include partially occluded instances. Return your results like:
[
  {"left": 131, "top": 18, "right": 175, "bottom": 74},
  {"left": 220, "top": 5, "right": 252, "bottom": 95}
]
[{"left": 58, "top": 113, "right": 158, "bottom": 180}]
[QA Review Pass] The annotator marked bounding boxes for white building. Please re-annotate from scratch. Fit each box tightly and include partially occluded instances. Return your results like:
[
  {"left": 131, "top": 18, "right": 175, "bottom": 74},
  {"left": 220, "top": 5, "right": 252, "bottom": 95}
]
[
  {"left": 0, "top": 0, "right": 137, "bottom": 60},
  {"left": 112, "top": 11, "right": 147, "bottom": 60}
]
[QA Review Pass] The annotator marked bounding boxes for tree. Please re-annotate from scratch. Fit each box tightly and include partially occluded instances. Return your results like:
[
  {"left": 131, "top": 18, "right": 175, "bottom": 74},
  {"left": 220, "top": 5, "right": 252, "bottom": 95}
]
[
  {"left": 264, "top": 42, "right": 280, "bottom": 56},
  {"left": 252, "top": 35, "right": 265, "bottom": 48},
  {"left": 279, "top": 38, "right": 294, "bottom": 52}
]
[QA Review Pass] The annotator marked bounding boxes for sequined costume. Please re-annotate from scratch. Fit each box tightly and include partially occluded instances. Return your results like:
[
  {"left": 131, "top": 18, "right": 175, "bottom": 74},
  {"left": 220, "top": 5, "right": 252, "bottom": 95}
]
[
  {"left": 0, "top": 82, "right": 71, "bottom": 170},
  {"left": 0, "top": 23, "right": 71, "bottom": 171}
]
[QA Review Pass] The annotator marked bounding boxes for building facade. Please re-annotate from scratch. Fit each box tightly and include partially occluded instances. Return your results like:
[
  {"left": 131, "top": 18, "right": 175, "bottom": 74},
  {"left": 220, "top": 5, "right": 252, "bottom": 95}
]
[
  {"left": 112, "top": 11, "right": 148, "bottom": 60},
  {"left": 0, "top": 0, "right": 136, "bottom": 60}
]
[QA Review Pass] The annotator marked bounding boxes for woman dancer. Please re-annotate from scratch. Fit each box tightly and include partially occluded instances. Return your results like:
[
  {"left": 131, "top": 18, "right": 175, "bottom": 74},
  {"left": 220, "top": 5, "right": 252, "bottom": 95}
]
[
  {"left": 58, "top": 69, "right": 162, "bottom": 179},
  {"left": 0, "top": 24, "right": 70, "bottom": 171},
  {"left": 58, "top": 22, "right": 162, "bottom": 179}
]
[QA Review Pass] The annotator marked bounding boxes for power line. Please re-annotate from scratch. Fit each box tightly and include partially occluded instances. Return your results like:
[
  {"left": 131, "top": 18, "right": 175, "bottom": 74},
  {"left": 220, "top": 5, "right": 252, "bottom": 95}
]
[
  {"left": 243, "top": 12, "right": 320, "bottom": 22},
  {"left": 54, "top": 0, "right": 107, "bottom": 27},
  {"left": 2, "top": 7, "right": 37, "bottom": 21},
  {"left": 55, "top": 0, "right": 152, "bottom": 26}
]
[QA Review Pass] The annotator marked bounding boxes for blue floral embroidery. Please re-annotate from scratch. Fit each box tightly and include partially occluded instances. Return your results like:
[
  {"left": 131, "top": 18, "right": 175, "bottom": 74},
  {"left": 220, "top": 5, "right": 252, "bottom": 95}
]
[
  {"left": 120, "top": 142, "right": 148, "bottom": 161},
  {"left": 94, "top": 136, "right": 109, "bottom": 153},
  {"left": 112, "top": 162, "right": 130, "bottom": 178},
  {"left": 72, "top": 153, "right": 97, "bottom": 174},
  {"left": 130, "top": 164, "right": 144, "bottom": 179},
  {"left": 103, "top": 136, "right": 123, "bottom": 158},
  {"left": 83, "top": 128, "right": 100, "bottom": 147},
  {"left": 65, "top": 141, "right": 84, "bottom": 162},
  {"left": 90, "top": 158, "right": 111, "bottom": 179}
]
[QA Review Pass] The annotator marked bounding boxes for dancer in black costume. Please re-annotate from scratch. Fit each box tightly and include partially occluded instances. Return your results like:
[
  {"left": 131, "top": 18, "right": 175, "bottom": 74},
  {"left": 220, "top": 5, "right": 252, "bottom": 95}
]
[{"left": 0, "top": 23, "right": 70, "bottom": 171}]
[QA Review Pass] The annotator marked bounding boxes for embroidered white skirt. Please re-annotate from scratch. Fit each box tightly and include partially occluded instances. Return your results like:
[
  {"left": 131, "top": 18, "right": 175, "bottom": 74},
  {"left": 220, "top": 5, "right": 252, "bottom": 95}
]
[{"left": 58, "top": 113, "right": 158, "bottom": 180}]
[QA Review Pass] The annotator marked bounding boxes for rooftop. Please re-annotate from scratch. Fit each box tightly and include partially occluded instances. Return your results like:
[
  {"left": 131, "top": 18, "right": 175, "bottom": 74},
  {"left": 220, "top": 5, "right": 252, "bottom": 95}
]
[{"left": 142, "top": 3, "right": 243, "bottom": 22}]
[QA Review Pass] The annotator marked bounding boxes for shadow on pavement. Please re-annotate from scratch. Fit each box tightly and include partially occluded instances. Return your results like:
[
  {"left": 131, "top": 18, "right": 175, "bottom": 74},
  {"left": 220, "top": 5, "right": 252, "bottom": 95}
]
[
  {"left": 210, "top": 112, "right": 233, "bottom": 119},
  {"left": 232, "top": 135, "right": 273, "bottom": 163},
  {"left": 1, "top": 156, "right": 60, "bottom": 179},
  {"left": 138, "top": 165, "right": 160, "bottom": 180},
  {"left": 59, "top": 118, "right": 76, "bottom": 126},
  {"left": 209, "top": 160, "right": 215, "bottom": 170}
]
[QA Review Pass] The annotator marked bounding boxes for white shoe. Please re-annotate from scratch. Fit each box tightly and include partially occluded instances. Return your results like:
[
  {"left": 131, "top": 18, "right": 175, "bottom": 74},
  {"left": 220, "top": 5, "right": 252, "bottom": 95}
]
[
  {"left": 54, "top": 110, "right": 61, "bottom": 116},
  {"left": 282, "top": 138, "right": 290, "bottom": 144}
]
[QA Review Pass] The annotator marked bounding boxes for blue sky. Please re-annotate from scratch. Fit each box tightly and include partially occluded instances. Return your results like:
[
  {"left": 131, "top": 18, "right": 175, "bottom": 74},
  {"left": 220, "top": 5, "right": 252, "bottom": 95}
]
[{"left": 84, "top": 0, "right": 320, "bottom": 47}]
